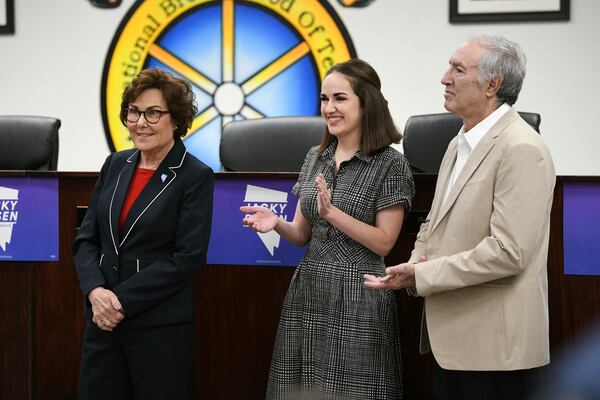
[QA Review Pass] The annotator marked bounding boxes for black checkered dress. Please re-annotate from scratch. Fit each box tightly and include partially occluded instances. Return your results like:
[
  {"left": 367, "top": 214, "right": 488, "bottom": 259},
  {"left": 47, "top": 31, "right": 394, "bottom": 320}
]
[{"left": 266, "top": 142, "right": 415, "bottom": 400}]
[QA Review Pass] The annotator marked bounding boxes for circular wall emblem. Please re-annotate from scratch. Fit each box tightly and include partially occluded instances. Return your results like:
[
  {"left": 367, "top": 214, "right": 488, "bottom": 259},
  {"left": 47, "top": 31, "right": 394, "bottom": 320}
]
[{"left": 102, "top": 0, "right": 356, "bottom": 170}]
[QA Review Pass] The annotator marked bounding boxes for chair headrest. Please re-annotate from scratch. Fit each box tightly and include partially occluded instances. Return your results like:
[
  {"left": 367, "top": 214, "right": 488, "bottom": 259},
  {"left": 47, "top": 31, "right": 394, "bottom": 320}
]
[
  {"left": 402, "top": 111, "right": 540, "bottom": 174},
  {"left": 220, "top": 116, "right": 325, "bottom": 172},
  {"left": 0, "top": 115, "right": 61, "bottom": 170},
  {"left": 403, "top": 113, "right": 461, "bottom": 174}
]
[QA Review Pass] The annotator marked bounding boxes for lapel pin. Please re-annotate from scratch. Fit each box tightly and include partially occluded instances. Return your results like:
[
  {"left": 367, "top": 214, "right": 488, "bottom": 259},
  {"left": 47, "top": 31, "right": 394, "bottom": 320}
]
[{"left": 161, "top": 173, "right": 167, "bottom": 183}]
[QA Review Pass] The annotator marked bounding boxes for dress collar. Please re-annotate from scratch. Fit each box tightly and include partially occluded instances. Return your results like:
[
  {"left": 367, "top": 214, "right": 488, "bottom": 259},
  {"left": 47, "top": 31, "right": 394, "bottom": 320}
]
[{"left": 319, "top": 139, "right": 373, "bottom": 165}]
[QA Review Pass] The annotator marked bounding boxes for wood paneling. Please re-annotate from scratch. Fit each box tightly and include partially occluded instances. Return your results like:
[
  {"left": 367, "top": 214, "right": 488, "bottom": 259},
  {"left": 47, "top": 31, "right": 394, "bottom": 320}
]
[
  {"left": 0, "top": 264, "right": 31, "bottom": 400},
  {"left": 195, "top": 265, "right": 293, "bottom": 399},
  {"left": 31, "top": 176, "right": 95, "bottom": 400}
]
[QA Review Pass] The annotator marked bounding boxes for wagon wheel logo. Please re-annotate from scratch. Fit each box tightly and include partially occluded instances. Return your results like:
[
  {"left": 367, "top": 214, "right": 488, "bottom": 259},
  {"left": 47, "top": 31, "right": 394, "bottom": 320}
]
[{"left": 102, "top": 0, "right": 356, "bottom": 170}]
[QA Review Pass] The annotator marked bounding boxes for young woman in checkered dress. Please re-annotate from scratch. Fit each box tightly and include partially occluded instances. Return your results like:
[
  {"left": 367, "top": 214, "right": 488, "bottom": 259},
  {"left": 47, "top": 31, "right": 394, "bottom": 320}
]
[{"left": 242, "top": 59, "right": 415, "bottom": 399}]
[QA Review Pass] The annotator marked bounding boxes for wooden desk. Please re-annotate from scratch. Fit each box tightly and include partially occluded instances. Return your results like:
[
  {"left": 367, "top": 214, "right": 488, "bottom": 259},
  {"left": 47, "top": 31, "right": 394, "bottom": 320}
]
[{"left": 0, "top": 172, "right": 598, "bottom": 399}]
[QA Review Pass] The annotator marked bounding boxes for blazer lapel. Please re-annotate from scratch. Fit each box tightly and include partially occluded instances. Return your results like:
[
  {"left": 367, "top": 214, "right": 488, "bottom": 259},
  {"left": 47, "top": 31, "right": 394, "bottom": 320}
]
[
  {"left": 109, "top": 150, "right": 138, "bottom": 254},
  {"left": 119, "top": 140, "right": 187, "bottom": 247},
  {"left": 428, "top": 137, "right": 458, "bottom": 233},
  {"left": 429, "top": 109, "right": 519, "bottom": 234}
]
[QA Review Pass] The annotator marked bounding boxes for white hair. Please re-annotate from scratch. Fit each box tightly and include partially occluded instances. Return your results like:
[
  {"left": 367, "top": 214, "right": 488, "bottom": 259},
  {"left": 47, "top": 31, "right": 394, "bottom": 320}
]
[{"left": 470, "top": 33, "right": 527, "bottom": 106}]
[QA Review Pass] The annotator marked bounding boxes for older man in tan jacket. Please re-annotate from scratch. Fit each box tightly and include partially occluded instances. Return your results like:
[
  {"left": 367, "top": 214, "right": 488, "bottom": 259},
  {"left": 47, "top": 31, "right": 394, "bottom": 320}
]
[{"left": 365, "top": 34, "right": 555, "bottom": 399}]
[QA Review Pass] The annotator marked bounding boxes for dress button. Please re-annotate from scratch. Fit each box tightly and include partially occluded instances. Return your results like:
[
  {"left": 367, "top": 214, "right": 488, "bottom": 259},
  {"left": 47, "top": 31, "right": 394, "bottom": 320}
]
[{"left": 112, "top": 266, "right": 118, "bottom": 273}]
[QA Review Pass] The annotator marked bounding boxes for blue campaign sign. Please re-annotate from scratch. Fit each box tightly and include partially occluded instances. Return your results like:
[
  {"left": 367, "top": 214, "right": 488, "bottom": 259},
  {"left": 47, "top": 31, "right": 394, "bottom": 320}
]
[
  {"left": 0, "top": 177, "right": 59, "bottom": 262},
  {"left": 563, "top": 182, "right": 600, "bottom": 276},
  {"left": 207, "top": 178, "right": 306, "bottom": 267}
]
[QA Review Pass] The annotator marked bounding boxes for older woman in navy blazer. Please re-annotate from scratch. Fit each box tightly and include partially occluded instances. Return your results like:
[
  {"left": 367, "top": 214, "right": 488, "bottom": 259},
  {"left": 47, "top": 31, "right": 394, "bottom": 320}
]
[{"left": 73, "top": 68, "right": 214, "bottom": 400}]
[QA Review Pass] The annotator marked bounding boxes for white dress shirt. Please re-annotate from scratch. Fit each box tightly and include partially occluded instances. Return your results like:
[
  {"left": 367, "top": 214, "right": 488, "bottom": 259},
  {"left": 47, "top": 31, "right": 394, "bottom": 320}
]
[{"left": 442, "top": 103, "right": 511, "bottom": 204}]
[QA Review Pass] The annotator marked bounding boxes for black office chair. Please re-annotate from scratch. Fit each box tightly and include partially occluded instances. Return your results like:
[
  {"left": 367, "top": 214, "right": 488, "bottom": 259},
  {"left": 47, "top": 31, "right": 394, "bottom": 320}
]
[
  {"left": 220, "top": 116, "right": 325, "bottom": 172},
  {"left": 402, "top": 112, "right": 540, "bottom": 174},
  {"left": 0, "top": 115, "right": 60, "bottom": 170}
]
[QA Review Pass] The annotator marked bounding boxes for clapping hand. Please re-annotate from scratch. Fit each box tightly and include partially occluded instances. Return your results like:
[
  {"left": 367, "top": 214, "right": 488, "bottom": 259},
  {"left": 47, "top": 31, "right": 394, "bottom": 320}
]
[{"left": 315, "top": 174, "right": 333, "bottom": 218}]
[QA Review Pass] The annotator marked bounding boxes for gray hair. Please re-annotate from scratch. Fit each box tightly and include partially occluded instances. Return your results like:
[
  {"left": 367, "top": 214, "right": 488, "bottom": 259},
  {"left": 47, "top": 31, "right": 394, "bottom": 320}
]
[{"left": 470, "top": 33, "right": 527, "bottom": 106}]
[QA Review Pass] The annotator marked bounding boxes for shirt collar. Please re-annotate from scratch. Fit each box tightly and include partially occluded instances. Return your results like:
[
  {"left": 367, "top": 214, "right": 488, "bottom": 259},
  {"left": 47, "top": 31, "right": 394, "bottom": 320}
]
[{"left": 458, "top": 103, "right": 510, "bottom": 153}]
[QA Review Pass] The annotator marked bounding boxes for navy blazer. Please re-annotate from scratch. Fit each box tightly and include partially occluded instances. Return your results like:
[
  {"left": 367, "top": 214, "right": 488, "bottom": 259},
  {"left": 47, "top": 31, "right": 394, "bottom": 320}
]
[{"left": 73, "top": 139, "right": 214, "bottom": 327}]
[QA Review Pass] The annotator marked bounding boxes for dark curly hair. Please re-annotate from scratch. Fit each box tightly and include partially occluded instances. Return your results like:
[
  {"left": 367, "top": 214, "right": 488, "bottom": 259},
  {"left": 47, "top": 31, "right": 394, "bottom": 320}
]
[
  {"left": 318, "top": 59, "right": 402, "bottom": 155},
  {"left": 120, "top": 67, "right": 197, "bottom": 139}
]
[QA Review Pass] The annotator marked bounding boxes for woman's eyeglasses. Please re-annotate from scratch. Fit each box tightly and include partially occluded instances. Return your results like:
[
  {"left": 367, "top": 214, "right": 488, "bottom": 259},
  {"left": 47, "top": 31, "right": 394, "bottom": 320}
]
[{"left": 126, "top": 108, "right": 170, "bottom": 124}]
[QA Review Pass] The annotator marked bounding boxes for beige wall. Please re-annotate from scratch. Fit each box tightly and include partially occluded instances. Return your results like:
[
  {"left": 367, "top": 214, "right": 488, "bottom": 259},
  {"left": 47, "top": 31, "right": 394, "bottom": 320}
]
[{"left": 0, "top": 0, "right": 597, "bottom": 174}]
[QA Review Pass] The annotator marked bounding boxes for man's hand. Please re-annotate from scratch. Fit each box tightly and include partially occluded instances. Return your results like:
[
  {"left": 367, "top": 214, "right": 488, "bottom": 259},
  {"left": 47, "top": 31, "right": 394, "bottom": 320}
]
[
  {"left": 88, "top": 287, "right": 125, "bottom": 331},
  {"left": 363, "top": 256, "right": 426, "bottom": 290},
  {"left": 364, "top": 262, "right": 416, "bottom": 290}
]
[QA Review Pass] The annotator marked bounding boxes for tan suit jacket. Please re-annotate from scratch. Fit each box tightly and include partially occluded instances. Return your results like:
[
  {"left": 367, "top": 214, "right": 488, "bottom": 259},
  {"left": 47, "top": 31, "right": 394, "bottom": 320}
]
[{"left": 410, "top": 108, "right": 555, "bottom": 371}]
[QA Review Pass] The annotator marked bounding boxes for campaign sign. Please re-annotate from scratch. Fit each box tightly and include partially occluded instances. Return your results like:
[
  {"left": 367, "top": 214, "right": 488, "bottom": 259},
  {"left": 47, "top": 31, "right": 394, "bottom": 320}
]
[
  {"left": 207, "top": 178, "right": 306, "bottom": 266},
  {"left": 0, "top": 178, "right": 59, "bottom": 262},
  {"left": 563, "top": 182, "right": 600, "bottom": 276}
]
